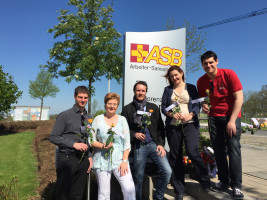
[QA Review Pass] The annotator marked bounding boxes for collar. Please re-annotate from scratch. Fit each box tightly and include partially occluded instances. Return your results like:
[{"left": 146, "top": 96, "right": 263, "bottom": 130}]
[{"left": 72, "top": 104, "right": 87, "bottom": 114}]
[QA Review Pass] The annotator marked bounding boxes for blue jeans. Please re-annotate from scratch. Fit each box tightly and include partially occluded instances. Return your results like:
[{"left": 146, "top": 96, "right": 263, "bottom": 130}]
[
  {"left": 209, "top": 117, "right": 242, "bottom": 189},
  {"left": 133, "top": 142, "right": 172, "bottom": 200}
]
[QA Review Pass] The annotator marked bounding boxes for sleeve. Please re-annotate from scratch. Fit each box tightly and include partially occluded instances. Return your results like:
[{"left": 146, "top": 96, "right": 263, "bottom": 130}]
[
  {"left": 50, "top": 112, "right": 75, "bottom": 148},
  {"left": 161, "top": 87, "right": 168, "bottom": 116},
  {"left": 189, "top": 84, "right": 201, "bottom": 115},
  {"left": 121, "top": 116, "right": 131, "bottom": 152},
  {"left": 91, "top": 116, "right": 99, "bottom": 143},
  {"left": 155, "top": 105, "right": 165, "bottom": 147},
  {"left": 121, "top": 106, "right": 136, "bottom": 143},
  {"left": 227, "top": 70, "right": 243, "bottom": 93},
  {"left": 197, "top": 78, "right": 206, "bottom": 98}
]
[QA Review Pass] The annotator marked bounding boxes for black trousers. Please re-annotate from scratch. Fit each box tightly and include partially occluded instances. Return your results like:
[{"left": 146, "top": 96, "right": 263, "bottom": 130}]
[
  {"left": 166, "top": 123, "right": 210, "bottom": 195},
  {"left": 55, "top": 151, "right": 89, "bottom": 200},
  {"left": 209, "top": 116, "right": 242, "bottom": 189}
]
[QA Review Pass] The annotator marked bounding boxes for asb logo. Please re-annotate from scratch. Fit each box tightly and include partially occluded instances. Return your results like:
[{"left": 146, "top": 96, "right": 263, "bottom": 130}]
[
  {"left": 130, "top": 43, "right": 183, "bottom": 66},
  {"left": 130, "top": 44, "right": 149, "bottom": 63}
]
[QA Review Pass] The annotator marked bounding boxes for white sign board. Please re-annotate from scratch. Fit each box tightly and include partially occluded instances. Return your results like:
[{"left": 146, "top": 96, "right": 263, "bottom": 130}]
[{"left": 123, "top": 29, "right": 186, "bottom": 107}]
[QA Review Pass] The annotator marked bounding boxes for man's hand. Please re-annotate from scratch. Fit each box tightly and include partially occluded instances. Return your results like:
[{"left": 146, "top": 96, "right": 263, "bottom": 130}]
[
  {"left": 156, "top": 145, "right": 166, "bottom": 157},
  {"left": 118, "top": 162, "right": 129, "bottom": 176},
  {"left": 135, "top": 132, "right": 145, "bottom": 141},
  {"left": 87, "top": 157, "right": 92, "bottom": 173},
  {"left": 201, "top": 103, "right": 210, "bottom": 114},
  {"left": 73, "top": 143, "right": 88, "bottom": 152},
  {"left": 226, "top": 120, "right": 236, "bottom": 137}
]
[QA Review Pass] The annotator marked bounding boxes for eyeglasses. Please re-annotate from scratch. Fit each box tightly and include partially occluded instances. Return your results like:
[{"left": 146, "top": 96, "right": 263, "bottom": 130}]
[
  {"left": 210, "top": 81, "right": 214, "bottom": 94},
  {"left": 107, "top": 103, "right": 118, "bottom": 106}
]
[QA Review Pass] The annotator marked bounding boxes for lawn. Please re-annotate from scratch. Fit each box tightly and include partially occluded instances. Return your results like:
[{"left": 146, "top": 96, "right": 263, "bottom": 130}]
[{"left": 0, "top": 131, "right": 39, "bottom": 199}]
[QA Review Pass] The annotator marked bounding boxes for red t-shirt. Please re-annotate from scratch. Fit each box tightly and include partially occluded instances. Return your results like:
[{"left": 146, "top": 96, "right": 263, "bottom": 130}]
[{"left": 197, "top": 68, "right": 242, "bottom": 117}]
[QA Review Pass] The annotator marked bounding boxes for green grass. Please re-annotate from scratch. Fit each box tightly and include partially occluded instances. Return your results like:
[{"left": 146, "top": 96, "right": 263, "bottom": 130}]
[{"left": 0, "top": 132, "right": 39, "bottom": 199}]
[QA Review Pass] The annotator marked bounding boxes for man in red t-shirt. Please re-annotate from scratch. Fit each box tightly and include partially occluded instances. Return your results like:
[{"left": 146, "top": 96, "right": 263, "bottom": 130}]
[{"left": 197, "top": 51, "right": 244, "bottom": 200}]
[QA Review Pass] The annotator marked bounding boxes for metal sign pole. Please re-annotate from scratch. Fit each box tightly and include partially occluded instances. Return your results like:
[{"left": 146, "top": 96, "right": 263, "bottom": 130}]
[{"left": 87, "top": 172, "right": 91, "bottom": 200}]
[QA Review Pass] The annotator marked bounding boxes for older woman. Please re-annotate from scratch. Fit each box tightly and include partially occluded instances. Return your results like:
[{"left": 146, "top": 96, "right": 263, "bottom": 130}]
[
  {"left": 90, "top": 93, "right": 135, "bottom": 200},
  {"left": 161, "top": 65, "right": 211, "bottom": 200}
]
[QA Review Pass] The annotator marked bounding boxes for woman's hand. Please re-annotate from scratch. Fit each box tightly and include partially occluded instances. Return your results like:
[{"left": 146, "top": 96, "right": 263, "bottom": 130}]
[
  {"left": 118, "top": 161, "right": 128, "bottom": 176},
  {"left": 87, "top": 157, "right": 92, "bottom": 173},
  {"left": 103, "top": 142, "right": 113, "bottom": 149},
  {"left": 172, "top": 112, "right": 182, "bottom": 120},
  {"left": 180, "top": 113, "right": 193, "bottom": 122}
]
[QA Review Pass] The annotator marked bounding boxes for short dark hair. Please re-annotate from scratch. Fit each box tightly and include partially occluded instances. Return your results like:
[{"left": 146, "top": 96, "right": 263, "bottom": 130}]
[
  {"left": 133, "top": 81, "right": 148, "bottom": 92},
  {"left": 201, "top": 51, "right": 218, "bottom": 64},
  {"left": 164, "top": 65, "right": 184, "bottom": 85},
  {"left": 74, "top": 86, "right": 89, "bottom": 96}
]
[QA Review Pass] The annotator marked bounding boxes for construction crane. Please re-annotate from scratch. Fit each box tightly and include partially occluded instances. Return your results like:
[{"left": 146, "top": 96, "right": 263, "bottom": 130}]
[{"left": 198, "top": 8, "right": 267, "bottom": 29}]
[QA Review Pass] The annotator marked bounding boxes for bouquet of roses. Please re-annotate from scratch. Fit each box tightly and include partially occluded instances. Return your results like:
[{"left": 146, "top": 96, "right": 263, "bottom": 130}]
[{"left": 104, "top": 123, "right": 115, "bottom": 164}]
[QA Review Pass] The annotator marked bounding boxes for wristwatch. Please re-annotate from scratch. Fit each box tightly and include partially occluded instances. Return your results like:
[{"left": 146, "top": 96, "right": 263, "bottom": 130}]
[{"left": 122, "top": 160, "right": 128, "bottom": 163}]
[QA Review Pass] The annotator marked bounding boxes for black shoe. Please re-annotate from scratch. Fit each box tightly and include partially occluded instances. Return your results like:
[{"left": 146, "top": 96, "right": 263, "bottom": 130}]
[
  {"left": 232, "top": 188, "right": 244, "bottom": 200},
  {"left": 202, "top": 185, "right": 215, "bottom": 192},
  {"left": 175, "top": 194, "right": 183, "bottom": 200},
  {"left": 214, "top": 181, "right": 230, "bottom": 191}
]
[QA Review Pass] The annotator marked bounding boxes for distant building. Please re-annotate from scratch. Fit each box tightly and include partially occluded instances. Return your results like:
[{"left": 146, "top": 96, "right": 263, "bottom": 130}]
[
  {"left": 262, "top": 85, "right": 267, "bottom": 91},
  {"left": 13, "top": 106, "right": 50, "bottom": 121}
]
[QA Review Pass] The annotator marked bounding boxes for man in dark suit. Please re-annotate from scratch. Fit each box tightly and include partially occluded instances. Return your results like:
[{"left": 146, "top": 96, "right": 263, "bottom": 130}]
[{"left": 121, "top": 81, "right": 172, "bottom": 200}]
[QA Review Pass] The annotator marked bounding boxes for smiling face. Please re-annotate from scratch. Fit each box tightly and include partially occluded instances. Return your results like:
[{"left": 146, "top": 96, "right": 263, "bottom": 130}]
[
  {"left": 202, "top": 57, "right": 218, "bottom": 77},
  {"left": 105, "top": 98, "right": 118, "bottom": 115},
  {"left": 169, "top": 69, "right": 184, "bottom": 86},
  {"left": 74, "top": 92, "right": 88, "bottom": 110},
  {"left": 134, "top": 84, "right": 147, "bottom": 102}
]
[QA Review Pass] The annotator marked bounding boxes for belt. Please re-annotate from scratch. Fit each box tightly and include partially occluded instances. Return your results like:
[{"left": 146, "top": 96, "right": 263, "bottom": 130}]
[{"left": 59, "top": 149, "right": 88, "bottom": 157}]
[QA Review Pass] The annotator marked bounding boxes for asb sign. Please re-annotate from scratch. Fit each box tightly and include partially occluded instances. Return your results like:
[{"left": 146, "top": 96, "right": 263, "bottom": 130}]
[
  {"left": 130, "top": 44, "right": 183, "bottom": 66},
  {"left": 123, "top": 29, "right": 186, "bottom": 107}
]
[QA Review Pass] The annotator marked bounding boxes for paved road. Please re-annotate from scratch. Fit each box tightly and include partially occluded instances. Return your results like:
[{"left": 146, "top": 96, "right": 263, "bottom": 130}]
[{"left": 242, "top": 130, "right": 267, "bottom": 136}]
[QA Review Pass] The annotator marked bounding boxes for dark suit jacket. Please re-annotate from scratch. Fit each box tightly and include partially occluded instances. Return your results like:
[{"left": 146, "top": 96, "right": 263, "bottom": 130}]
[
  {"left": 161, "top": 83, "right": 200, "bottom": 127},
  {"left": 121, "top": 101, "right": 165, "bottom": 149}
]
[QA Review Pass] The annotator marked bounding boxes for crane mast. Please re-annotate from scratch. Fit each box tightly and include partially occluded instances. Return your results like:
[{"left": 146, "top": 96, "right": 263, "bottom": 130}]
[{"left": 198, "top": 8, "right": 267, "bottom": 29}]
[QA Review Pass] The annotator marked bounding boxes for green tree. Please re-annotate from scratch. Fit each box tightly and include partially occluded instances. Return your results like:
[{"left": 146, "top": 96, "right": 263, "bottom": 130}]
[
  {"left": 47, "top": 0, "right": 123, "bottom": 114},
  {"left": 29, "top": 66, "right": 60, "bottom": 120},
  {"left": 91, "top": 98, "right": 100, "bottom": 116},
  {"left": 0, "top": 65, "right": 23, "bottom": 119},
  {"left": 165, "top": 18, "right": 206, "bottom": 73},
  {"left": 242, "top": 90, "right": 267, "bottom": 123}
]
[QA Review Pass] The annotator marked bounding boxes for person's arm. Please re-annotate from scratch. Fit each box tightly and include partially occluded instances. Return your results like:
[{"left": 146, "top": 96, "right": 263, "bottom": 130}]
[
  {"left": 50, "top": 113, "right": 75, "bottom": 148},
  {"left": 121, "top": 106, "right": 141, "bottom": 142},
  {"left": 226, "top": 90, "right": 243, "bottom": 137},
  {"left": 118, "top": 117, "right": 131, "bottom": 176}
]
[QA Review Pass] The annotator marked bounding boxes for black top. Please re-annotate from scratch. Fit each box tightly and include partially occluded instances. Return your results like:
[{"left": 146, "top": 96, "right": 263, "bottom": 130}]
[
  {"left": 121, "top": 101, "right": 165, "bottom": 148},
  {"left": 50, "top": 104, "right": 92, "bottom": 157}
]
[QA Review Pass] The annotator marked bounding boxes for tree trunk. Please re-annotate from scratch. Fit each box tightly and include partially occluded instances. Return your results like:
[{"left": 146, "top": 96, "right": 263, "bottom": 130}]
[
  {"left": 40, "top": 98, "right": 43, "bottom": 121},
  {"left": 88, "top": 79, "right": 92, "bottom": 116}
]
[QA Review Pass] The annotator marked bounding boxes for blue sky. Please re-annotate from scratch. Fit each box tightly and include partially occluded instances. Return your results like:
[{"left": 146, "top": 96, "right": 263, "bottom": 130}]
[{"left": 1, "top": 0, "right": 266, "bottom": 115}]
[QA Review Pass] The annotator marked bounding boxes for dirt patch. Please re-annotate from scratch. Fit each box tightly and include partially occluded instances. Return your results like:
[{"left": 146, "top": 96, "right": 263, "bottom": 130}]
[{"left": 33, "top": 120, "right": 57, "bottom": 200}]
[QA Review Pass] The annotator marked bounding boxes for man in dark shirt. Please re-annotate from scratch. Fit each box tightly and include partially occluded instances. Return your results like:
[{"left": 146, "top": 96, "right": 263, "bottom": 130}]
[
  {"left": 121, "top": 81, "right": 172, "bottom": 200},
  {"left": 50, "top": 86, "right": 92, "bottom": 200}
]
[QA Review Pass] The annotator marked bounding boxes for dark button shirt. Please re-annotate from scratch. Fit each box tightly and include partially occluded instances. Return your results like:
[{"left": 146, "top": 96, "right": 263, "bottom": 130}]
[{"left": 50, "top": 104, "right": 92, "bottom": 156}]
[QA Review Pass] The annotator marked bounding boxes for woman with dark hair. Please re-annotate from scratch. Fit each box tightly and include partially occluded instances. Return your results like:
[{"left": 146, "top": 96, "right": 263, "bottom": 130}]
[
  {"left": 90, "top": 93, "right": 135, "bottom": 200},
  {"left": 161, "top": 65, "right": 211, "bottom": 200}
]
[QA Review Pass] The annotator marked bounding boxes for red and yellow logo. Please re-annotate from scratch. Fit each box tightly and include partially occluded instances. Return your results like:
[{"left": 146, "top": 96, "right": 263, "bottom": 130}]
[
  {"left": 130, "top": 44, "right": 149, "bottom": 63},
  {"left": 130, "top": 43, "right": 183, "bottom": 66}
]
